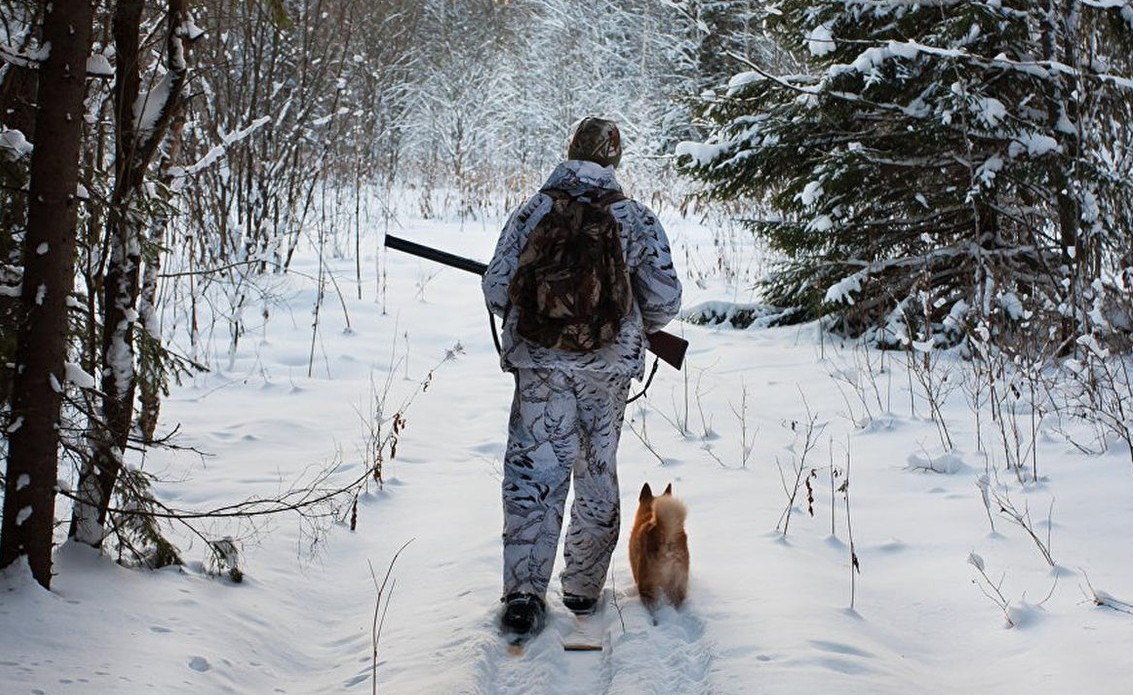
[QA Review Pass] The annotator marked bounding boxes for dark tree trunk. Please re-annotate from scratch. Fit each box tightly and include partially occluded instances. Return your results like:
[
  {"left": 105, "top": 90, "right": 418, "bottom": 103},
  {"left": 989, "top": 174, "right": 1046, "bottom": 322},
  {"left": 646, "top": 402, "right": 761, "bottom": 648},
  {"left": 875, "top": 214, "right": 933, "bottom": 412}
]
[
  {"left": 0, "top": 2, "right": 41, "bottom": 140},
  {"left": 1, "top": 0, "right": 97, "bottom": 589},
  {"left": 0, "top": 4, "right": 43, "bottom": 412}
]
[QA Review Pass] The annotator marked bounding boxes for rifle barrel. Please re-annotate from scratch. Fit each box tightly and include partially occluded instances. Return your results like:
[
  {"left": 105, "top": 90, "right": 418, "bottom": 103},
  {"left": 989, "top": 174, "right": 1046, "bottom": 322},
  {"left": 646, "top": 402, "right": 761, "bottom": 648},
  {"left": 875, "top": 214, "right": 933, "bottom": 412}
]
[
  {"left": 383, "top": 233, "right": 687, "bottom": 370},
  {"left": 384, "top": 234, "right": 488, "bottom": 276}
]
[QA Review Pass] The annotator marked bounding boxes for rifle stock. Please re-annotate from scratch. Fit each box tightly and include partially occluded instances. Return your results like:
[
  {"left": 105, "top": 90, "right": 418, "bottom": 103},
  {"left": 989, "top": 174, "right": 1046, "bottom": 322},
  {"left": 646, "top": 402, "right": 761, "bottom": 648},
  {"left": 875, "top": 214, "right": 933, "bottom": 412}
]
[
  {"left": 384, "top": 234, "right": 687, "bottom": 370},
  {"left": 644, "top": 329, "right": 688, "bottom": 371}
]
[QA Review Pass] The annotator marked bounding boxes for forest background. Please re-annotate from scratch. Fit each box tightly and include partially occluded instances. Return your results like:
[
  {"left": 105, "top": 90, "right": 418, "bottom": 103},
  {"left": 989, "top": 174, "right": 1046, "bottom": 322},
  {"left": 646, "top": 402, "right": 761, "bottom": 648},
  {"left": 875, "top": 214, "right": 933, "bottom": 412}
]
[
  {"left": 1, "top": 0, "right": 772, "bottom": 580},
  {"left": 1, "top": 0, "right": 1132, "bottom": 678}
]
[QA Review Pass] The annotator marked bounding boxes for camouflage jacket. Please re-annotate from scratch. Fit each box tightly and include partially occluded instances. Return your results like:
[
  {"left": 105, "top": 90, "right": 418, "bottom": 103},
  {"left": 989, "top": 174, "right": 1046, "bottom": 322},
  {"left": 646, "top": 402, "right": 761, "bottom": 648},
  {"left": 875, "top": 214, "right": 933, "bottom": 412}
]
[{"left": 483, "top": 160, "right": 683, "bottom": 378}]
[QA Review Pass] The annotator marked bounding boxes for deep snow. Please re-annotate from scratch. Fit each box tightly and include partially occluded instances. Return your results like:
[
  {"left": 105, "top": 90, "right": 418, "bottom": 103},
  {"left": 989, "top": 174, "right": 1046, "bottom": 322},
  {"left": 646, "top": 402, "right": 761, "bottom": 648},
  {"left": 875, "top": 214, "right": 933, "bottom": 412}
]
[{"left": 2, "top": 201, "right": 1133, "bottom": 694}]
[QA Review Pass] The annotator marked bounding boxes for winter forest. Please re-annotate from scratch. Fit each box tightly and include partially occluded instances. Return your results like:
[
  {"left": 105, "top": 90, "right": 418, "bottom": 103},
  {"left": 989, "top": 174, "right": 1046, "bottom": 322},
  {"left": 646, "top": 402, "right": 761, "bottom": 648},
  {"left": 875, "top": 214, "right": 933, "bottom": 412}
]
[
  {"left": 3, "top": 1, "right": 1133, "bottom": 694},
  {"left": 0, "top": 0, "right": 755, "bottom": 586}
]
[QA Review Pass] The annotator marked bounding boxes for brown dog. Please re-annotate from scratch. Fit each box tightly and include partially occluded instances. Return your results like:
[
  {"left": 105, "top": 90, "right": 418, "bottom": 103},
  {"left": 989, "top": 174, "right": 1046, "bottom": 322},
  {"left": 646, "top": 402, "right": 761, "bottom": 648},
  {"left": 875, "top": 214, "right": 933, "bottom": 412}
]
[{"left": 628, "top": 482, "right": 689, "bottom": 610}]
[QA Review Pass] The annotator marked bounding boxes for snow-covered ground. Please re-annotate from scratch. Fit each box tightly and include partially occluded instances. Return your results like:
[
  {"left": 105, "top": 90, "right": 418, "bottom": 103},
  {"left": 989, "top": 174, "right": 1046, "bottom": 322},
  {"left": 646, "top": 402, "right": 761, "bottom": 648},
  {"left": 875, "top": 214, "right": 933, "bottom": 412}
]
[{"left": 3, "top": 204, "right": 1133, "bottom": 694}]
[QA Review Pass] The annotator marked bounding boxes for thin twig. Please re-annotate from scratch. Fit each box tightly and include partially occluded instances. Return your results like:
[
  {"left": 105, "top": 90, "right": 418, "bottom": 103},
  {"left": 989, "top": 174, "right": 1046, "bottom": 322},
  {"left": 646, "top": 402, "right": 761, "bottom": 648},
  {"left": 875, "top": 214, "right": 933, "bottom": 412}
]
[
  {"left": 843, "top": 440, "right": 859, "bottom": 610},
  {"left": 1081, "top": 571, "right": 1133, "bottom": 616},
  {"left": 992, "top": 487, "right": 1056, "bottom": 567},
  {"left": 968, "top": 552, "right": 1015, "bottom": 627},
  {"left": 369, "top": 539, "right": 414, "bottom": 695}
]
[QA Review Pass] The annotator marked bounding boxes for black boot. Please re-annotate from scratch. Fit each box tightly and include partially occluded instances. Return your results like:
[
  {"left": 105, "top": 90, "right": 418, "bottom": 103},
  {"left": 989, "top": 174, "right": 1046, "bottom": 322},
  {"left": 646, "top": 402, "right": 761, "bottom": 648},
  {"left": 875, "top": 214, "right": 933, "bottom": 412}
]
[
  {"left": 562, "top": 592, "right": 598, "bottom": 616},
  {"left": 501, "top": 593, "right": 546, "bottom": 638}
]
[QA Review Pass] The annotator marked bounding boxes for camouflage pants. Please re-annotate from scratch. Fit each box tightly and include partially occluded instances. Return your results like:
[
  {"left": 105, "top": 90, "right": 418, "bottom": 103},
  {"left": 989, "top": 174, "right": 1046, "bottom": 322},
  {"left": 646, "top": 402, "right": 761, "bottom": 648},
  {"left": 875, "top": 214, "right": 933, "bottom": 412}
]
[{"left": 501, "top": 368, "right": 631, "bottom": 601}]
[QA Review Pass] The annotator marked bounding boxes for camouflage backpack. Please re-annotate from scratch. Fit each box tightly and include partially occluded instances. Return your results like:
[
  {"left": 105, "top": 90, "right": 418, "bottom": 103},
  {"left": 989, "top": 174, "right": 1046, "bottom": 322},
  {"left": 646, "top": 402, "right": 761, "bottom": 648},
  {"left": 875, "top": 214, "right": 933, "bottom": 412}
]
[{"left": 507, "top": 187, "right": 632, "bottom": 352}]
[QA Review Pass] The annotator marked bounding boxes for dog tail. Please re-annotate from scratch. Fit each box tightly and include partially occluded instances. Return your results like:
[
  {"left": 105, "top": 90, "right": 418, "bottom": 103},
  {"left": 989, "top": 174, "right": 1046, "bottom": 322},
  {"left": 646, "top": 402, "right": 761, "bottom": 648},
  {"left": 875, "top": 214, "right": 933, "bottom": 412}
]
[{"left": 651, "top": 495, "right": 687, "bottom": 536}]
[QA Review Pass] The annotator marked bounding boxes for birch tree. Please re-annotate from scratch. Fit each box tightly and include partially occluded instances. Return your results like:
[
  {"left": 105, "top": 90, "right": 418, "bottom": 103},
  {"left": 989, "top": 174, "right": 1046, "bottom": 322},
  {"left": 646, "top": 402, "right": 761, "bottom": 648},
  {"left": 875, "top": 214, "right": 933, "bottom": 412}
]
[{"left": 70, "top": 0, "right": 196, "bottom": 547}]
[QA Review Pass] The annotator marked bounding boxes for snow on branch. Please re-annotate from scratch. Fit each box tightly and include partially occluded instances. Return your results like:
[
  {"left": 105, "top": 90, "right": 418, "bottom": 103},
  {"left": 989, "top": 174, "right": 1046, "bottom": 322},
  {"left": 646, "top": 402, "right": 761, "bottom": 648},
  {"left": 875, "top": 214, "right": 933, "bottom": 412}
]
[
  {"left": 1080, "top": 0, "right": 1133, "bottom": 23},
  {"left": 674, "top": 140, "right": 728, "bottom": 167},
  {"left": 87, "top": 52, "right": 113, "bottom": 78},
  {"left": 0, "top": 40, "right": 49, "bottom": 69},
  {"left": 1, "top": 41, "right": 116, "bottom": 80},
  {"left": 825, "top": 271, "right": 867, "bottom": 306},
  {"left": 0, "top": 126, "right": 33, "bottom": 161},
  {"left": 827, "top": 37, "right": 1133, "bottom": 91},
  {"left": 806, "top": 24, "right": 835, "bottom": 57},
  {"left": 180, "top": 17, "right": 206, "bottom": 42},
  {"left": 172, "top": 116, "right": 273, "bottom": 177},
  {"left": 133, "top": 71, "right": 177, "bottom": 141}
]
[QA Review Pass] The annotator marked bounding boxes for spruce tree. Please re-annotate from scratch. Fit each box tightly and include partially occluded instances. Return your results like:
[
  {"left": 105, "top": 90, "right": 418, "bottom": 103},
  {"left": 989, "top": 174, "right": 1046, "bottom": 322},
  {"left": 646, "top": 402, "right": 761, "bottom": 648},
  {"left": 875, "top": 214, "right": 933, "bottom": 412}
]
[
  {"left": 679, "top": 1, "right": 1133, "bottom": 349},
  {"left": 1, "top": 0, "right": 97, "bottom": 589}
]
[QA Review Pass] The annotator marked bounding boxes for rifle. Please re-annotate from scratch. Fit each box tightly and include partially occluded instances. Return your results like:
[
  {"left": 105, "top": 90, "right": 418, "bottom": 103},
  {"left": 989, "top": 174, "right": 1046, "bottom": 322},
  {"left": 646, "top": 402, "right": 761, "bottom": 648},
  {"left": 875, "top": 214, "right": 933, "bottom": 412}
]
[{"left": 384, "top": 234, "right": 687, "bottom": 370}]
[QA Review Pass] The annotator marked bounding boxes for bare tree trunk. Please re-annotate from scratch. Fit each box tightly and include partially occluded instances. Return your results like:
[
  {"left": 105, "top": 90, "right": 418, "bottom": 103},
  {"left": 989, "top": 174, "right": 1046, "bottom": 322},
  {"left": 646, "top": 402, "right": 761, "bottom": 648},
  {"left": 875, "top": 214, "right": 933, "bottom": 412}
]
[
  {"left": 70, "top": 0, "right": 191, "bottom": 545},
  {"left": 1043, "top": 0, "right": 1086, "bottom": 350},
  {"left": 138, "top": 105, "right": 189, "bottom": 443},
  {"left": 1, "top": 0, "right": 97, "bottom": 589},
  {"left": 0, "top": 3, "right": 42, "bottom": 411},
  {"left": 124, "top": 2, "right": 194, "bottom": 442}
]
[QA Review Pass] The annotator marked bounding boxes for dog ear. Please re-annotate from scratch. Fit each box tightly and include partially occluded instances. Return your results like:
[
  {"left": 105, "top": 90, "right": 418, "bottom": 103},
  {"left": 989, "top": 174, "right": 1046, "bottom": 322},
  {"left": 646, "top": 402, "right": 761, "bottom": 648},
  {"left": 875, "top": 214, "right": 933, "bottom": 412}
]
[
  {"left": 663, "top": 483, "right": 673, "bottom": 497},
  {"left": 639, "top": 482, "right": 654, "bottom": 502}
]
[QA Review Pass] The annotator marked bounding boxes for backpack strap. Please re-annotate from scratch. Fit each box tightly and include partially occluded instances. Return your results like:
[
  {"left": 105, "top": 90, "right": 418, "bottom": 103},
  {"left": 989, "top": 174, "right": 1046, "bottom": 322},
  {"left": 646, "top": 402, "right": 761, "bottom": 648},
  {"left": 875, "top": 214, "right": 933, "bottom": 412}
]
[
  {"left": 538, "top": 186, "right": 625, "bottom": 207},
  {"left": 538, "top": 187, "right": 571, "bottom": 202},
  {"left": 591, "top": 188, "right": 626, "bottom": 207}
]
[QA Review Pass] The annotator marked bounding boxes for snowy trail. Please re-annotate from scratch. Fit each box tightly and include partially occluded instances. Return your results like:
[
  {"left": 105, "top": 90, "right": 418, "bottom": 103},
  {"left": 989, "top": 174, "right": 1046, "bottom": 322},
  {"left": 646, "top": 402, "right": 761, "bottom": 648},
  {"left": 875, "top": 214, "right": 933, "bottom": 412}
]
[
  {"left": 460, "top": 589, "right": 720, "bottom": 695},
  {"left": 605, "top": 601, "right": 716, "bottom": 695},
  {"left": 476, "top": 617, "right": 613, "bottom": 695},
  {"left": 9, "top": 215, "right": 1133, "bottom": 694}
]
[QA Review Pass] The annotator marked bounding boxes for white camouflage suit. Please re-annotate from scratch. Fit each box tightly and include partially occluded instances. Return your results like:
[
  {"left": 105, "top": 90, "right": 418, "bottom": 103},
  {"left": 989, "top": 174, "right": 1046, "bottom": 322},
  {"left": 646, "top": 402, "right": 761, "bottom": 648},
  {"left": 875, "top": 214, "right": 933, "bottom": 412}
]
[{"left": 482, "top": 159, "right": 683, "bottom": 603}]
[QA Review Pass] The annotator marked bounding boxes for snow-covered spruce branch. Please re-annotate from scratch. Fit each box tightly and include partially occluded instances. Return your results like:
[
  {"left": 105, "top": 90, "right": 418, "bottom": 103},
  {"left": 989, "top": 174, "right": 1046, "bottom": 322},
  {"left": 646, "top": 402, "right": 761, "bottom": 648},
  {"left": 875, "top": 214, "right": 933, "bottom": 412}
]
[
  {"left": 815, "top": 33, "right": 1132, "bottom": 94},
  {"left": 736, "top": 55, "right": 1129, "bottom": 160},
  {"left": 819, "top": 244, "right": 1055, "bottom": 278}
]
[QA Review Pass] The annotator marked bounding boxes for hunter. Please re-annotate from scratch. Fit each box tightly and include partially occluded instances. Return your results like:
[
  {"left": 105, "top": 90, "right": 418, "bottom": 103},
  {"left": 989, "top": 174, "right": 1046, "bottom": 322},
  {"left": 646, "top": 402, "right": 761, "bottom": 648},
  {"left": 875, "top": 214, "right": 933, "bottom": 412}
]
[{"left": 482, "top": 116, "right": 683, "bottom": 641}]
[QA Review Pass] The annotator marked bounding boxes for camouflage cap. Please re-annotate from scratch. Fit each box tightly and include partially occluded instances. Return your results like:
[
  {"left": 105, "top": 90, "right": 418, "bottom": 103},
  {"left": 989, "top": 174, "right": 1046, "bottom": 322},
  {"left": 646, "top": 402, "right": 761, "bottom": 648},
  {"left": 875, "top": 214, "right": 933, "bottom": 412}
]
[{"left": 567, "top": 116, "right": 622, "bottom": 169}]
